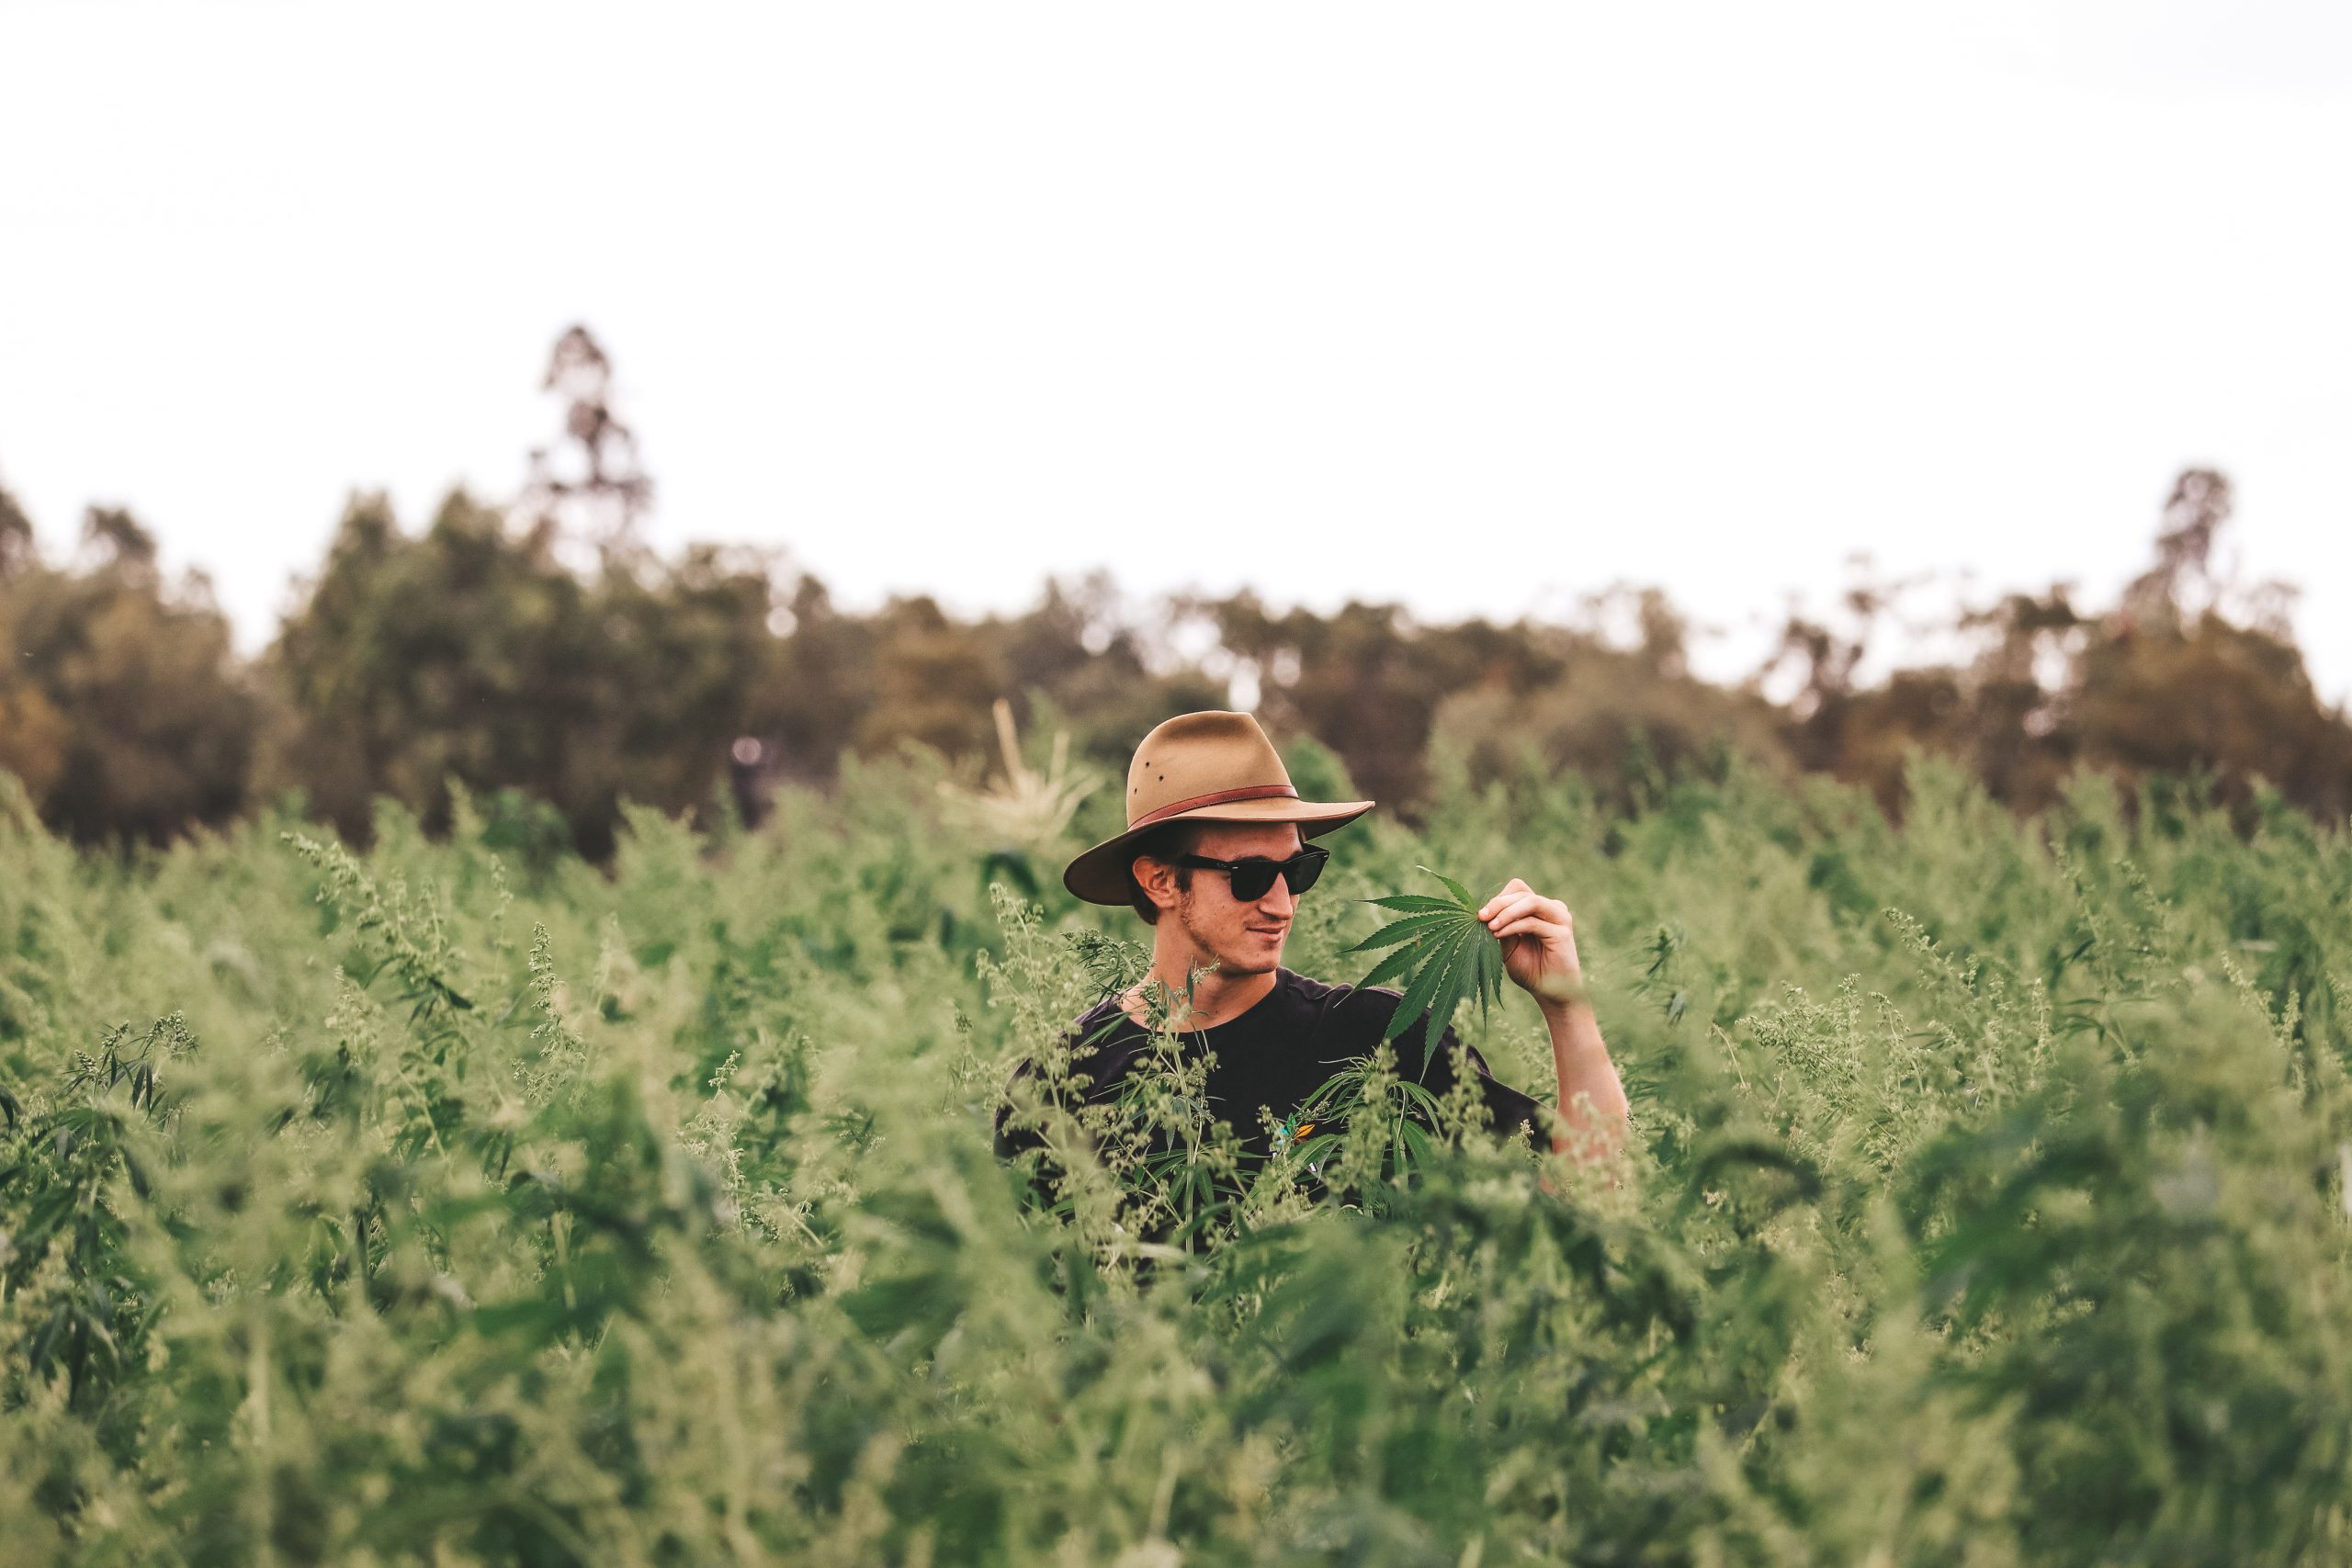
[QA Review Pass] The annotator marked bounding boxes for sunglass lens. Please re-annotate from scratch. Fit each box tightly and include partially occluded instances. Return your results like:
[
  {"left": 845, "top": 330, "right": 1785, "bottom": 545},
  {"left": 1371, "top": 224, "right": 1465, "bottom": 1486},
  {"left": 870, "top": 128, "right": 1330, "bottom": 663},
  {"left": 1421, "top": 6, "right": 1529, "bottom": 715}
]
[
  {"left": 1230, "top": 863, "right": 1277, "bottom": 900},
  {"left": 1229, "top": 852, "right": 1327, "bottom": 900}
]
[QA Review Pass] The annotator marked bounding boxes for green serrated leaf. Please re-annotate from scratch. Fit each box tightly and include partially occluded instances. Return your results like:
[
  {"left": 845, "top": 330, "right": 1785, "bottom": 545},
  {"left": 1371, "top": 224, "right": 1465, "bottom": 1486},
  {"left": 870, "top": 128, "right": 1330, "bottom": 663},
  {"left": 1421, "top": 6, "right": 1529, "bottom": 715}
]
[
  {"left": 1419, "top": 864, "right": 1478, "bottom": 909},
  {"left": 1355, "top": 865, "right": 1516, "bottom": 1075},
  {"left": 1292, "top": 1131, "right": 1342, "bottom": 1167},
  {"left": 1344, "top": 908, "right": 1471, "bottom": 953},
  {"left": 1473, "top": 931, "right": 1500, "bottom": 1029},
  {"left": 1395, "top": 1078, "right": 1443, "bottom": 1115},
  {"left": 1357, "top": 941, "right": 1424, "bottom": 992},
  {"left": 1364, "top": 894, "right": 1462, "bottom": 915},
  {"left": 1385, "top": 922, "right": 1474, "bottom": 1043},
  {"left": 1419, "top": 928, "right": 1494, "bottom": 1078},
  {"left": 1438, "top": 932, "right": 1483, "bottom": 1034}
]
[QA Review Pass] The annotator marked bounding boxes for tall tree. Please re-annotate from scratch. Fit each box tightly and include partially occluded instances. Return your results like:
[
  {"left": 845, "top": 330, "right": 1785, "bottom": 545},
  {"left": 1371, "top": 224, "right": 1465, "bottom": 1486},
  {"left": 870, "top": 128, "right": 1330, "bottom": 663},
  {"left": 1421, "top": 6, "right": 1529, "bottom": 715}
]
[
  {"left": 517, "top": 323, "right": 655, "bottom": 560},
  {"left": 1757, "top": 468, "right": 2351, "bottom": 818},
  {"left": 264, "top": 328, "right": 778, "bottom": 855}
]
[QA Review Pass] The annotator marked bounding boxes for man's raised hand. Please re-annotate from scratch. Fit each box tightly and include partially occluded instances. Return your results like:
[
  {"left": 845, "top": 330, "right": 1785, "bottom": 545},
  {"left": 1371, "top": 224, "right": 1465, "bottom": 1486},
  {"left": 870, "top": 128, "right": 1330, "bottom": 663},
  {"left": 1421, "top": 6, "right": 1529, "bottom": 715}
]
[{"left": 1478, "top": 877, "right": 1586, "bottom": 1011}]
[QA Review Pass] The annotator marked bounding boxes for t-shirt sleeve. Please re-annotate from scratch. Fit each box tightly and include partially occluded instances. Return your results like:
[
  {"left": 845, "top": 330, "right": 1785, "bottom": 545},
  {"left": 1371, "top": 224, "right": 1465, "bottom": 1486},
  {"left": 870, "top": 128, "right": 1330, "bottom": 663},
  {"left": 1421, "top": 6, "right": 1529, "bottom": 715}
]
[{"left": 1457, "top": 1038, "right": 1550, "bottom": 1151}]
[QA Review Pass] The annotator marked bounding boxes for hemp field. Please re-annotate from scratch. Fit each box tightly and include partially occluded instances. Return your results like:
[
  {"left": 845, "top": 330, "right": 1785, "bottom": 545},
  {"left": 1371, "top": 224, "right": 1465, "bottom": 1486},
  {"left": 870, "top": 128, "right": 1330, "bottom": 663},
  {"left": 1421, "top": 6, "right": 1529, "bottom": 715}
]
[{"left": 2, "top": 747, "right": 2348, "bottom": 1565}]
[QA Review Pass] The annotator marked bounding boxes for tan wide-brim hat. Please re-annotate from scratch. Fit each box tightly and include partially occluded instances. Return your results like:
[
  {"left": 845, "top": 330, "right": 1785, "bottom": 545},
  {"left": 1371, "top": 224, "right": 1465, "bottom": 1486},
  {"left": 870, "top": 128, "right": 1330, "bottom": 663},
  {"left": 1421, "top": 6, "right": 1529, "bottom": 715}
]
[{"left": 1062, "top": 710, "right": 1375, "bottom": 906}]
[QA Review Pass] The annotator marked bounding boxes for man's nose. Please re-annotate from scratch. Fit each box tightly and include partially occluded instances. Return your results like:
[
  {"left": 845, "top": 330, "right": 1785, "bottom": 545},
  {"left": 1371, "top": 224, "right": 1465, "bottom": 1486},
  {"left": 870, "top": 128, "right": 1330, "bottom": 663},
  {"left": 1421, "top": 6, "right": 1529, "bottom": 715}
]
[{"left": 1259, "top": 878, "right": 1296, "bottom": 919}]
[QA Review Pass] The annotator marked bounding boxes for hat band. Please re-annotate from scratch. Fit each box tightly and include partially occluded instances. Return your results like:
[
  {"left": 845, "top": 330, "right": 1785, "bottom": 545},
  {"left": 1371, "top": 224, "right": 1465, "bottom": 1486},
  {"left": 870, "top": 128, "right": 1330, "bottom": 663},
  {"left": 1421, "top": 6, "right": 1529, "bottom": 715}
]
[{"left": 1129, "top": 783, "right": 1299, "bottom": 829}]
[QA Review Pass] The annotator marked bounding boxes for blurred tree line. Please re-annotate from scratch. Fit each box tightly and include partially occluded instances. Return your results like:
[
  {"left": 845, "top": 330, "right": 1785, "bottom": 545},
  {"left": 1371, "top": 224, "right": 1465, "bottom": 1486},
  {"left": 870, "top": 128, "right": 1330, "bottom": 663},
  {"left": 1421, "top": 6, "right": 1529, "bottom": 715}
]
[{"left": 4, "top": 328, "right": 2348, "bottom": 857}]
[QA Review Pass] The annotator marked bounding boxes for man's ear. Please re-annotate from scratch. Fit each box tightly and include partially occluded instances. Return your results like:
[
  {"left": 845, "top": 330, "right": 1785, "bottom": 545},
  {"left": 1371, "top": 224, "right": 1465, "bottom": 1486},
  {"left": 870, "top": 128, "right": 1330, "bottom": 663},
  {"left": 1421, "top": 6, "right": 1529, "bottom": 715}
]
[{"left": 1132, "top": 853, "right": 1181, "bottom": 915}]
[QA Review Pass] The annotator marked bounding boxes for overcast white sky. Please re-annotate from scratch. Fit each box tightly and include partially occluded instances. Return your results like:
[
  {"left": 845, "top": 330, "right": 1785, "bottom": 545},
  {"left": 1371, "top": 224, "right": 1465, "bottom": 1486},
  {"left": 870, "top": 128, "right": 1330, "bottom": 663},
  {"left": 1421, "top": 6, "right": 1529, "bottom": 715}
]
[{"left": 4, "top": 1, "right": 2348, "bottom": 696}]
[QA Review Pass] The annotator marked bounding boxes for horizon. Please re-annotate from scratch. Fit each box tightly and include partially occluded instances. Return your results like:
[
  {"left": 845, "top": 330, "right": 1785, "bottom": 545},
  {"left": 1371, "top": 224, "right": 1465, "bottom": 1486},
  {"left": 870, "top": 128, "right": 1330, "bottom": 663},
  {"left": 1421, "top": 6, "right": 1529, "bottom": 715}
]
[
  {"left": 0, "top": 457, "right": 2323, "bottom": 716},
  {"left": 5, "top": 0, "right": 2348, "bottom": 699}
]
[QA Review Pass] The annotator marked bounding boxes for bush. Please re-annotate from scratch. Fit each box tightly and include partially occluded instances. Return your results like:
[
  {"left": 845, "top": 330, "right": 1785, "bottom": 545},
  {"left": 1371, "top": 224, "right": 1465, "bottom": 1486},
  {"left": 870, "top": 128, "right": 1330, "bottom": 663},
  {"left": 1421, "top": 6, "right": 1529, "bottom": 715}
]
[{"left": 1, "top": 755, "right": 2348, "bottom": 1563}]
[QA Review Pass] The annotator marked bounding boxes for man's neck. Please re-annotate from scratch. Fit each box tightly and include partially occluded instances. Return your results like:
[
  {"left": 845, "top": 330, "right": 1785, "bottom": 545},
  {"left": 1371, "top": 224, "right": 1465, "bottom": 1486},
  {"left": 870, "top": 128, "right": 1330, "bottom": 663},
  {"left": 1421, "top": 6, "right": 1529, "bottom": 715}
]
[{"left": 1138, "top": 951, "right": 1281, "bottom": 1032}]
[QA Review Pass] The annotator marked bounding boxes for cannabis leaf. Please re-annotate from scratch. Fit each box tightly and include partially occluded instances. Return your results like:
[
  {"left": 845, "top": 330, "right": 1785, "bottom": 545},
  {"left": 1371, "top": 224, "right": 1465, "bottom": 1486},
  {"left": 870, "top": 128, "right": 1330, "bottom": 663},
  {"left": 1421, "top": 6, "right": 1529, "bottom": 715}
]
[{"left": 1347, "top": 865, "right": 1504, "bottom": 1074}]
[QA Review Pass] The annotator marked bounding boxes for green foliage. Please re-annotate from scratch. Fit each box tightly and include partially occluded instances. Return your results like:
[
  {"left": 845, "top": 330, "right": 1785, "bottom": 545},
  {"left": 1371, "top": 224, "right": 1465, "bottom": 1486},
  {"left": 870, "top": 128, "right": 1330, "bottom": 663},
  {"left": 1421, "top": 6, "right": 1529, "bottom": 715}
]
[
  {"left": 259, "top": 489, "right": 782, "bottom": 860},
  {"left": 12, "top": 400, "right": 2352, "bottom": 858},
  {"left": 0, "top": 502, "right": 257, "bottom": 844},
  {"left": 1346, "top": 865, "right": 1506, "bottom": 1061},
  {"left": 1, "top": 751, "right": 2348, "bottom": 1562}
]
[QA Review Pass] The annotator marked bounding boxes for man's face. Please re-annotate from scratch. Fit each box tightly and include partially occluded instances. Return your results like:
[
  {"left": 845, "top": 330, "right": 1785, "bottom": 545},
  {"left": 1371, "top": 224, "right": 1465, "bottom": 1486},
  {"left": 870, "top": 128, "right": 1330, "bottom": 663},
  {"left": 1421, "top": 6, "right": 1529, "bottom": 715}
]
[{"left": 1149, "top": 821, "right": 1309, "bottom": 979}]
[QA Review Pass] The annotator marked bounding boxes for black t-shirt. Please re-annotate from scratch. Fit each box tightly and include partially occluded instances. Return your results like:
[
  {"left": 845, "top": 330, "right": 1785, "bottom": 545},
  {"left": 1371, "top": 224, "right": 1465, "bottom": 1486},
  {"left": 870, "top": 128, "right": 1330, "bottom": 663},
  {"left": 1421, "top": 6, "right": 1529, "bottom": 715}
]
[{"left": 992, "top": 965, "right": 1549, "bottom": 1166}]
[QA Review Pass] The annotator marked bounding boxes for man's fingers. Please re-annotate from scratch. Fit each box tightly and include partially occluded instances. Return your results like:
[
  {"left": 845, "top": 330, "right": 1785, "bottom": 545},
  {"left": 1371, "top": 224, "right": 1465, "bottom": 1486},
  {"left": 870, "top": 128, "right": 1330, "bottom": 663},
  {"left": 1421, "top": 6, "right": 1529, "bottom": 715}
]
[
  {"left": 1478, "top": 877, "right": 1532, "bottom": 918},
  {"left": 1481, "top": 881, "right": 1575, "bottom": 926},
  {"left": 1483, "top": 893, "right": 1533, "bottom": 923},
  {"left": 1483, "top": 893, "right": 1546, "bottom": 931},
  {"left": 1487, "top": 893, "right": 1574, "bottom": 932},
  {"left": 1492, "top": 915, "right": 1566, "bottom": 942}
]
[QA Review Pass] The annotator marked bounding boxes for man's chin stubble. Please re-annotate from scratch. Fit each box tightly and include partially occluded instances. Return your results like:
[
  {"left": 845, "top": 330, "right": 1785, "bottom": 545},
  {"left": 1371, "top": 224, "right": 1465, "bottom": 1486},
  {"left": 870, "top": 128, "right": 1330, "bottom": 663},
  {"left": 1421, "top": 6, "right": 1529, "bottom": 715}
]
[{"left": 1224, "top": 938, "right": 1283, "bottom": 976}]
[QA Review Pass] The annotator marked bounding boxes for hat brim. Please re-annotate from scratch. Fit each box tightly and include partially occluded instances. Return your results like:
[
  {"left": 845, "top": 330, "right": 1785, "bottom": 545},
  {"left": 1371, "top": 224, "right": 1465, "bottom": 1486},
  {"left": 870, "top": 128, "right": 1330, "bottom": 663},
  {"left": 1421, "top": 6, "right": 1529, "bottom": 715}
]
[{"left": 1061, "top": 797, "right": 1376, "bottom": 906}]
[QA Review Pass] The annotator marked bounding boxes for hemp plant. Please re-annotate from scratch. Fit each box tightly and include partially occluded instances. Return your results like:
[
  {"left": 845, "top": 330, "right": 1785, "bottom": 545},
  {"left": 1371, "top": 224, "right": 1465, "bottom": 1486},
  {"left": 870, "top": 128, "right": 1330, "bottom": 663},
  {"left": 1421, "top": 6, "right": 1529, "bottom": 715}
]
[{"left": 1347, "top": 864, "right": 1506, "bottom": 1076}]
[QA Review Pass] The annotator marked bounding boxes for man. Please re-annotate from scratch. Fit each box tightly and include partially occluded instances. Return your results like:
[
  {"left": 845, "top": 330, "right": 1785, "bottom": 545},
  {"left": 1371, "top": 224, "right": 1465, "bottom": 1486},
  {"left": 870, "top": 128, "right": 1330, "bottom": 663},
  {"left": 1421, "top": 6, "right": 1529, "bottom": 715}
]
[{"left": 992, "top": 710, "right": 1628, "bottom": 1176}]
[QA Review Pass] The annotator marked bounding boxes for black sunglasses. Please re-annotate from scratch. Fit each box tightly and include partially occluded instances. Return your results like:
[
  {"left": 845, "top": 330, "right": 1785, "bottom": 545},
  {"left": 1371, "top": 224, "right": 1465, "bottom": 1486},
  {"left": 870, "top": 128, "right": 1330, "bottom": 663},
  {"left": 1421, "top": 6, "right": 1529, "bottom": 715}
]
[{"left": 1177, "top": 846, "right": 1329, "bottom": 901}]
